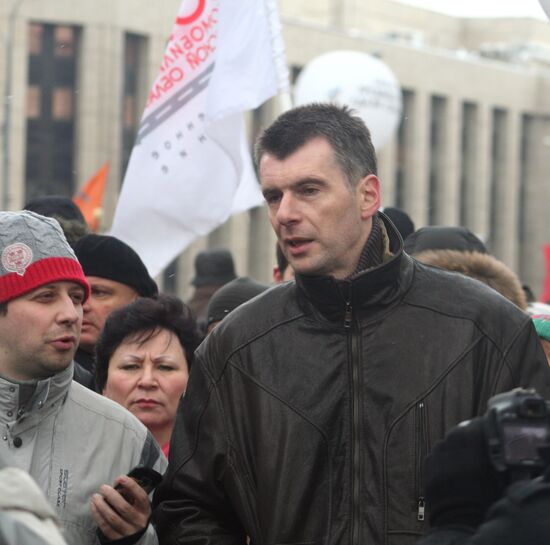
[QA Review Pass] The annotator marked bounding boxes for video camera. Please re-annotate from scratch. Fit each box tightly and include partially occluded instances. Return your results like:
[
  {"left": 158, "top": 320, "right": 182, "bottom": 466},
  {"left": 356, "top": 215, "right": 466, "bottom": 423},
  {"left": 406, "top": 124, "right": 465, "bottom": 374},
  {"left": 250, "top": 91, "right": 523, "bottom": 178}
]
[{"left": 485, "top": 387, "right": 550, "bottom": 479}]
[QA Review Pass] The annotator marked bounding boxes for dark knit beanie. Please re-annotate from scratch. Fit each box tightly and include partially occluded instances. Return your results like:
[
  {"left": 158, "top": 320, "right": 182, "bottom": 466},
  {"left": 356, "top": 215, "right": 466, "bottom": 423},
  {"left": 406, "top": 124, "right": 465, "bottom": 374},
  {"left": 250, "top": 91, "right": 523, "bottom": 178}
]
[
  {"left": 73, "top": 234, "right": 158, "bottom": 297},
  {"left": 192, "top": 248, "right": 236, "bottom": 287},
  {"left": 404, "top": 226, "right": 487, "bottom": 255},
  {"left": 0, "top": 211, "right": 89, "bottom": 303},
  {"left": 381, "top": 207, "right": 415, "bottom": 240},
  {"left": 24, "top": 195, "right": 86, "bottom": 224},
  {"left": 207, "top": 277, "right": 268, "bottom": 326}
]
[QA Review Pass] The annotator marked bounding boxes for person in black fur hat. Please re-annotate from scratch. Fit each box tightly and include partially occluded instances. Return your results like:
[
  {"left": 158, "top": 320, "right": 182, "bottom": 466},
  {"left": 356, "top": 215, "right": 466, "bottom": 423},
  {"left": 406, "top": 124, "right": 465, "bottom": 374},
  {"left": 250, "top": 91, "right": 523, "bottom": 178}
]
[
  {"left": 206, "top": 276, "right": 268, "bottom": 333},
  {"left": 381, "top": 206, "right": 415, "bottom": 241},
  {"left": 24, "top": 195, "right": 89, "bottom": 246},
  {"left": 186, "top": 248, "right": 237, "bottom": 333},
  {"left": 404, "top": 225, "right": 487, "bottom": 255},
  {"left": 73, "top": 234, "right": 158, "bottom": 374}
]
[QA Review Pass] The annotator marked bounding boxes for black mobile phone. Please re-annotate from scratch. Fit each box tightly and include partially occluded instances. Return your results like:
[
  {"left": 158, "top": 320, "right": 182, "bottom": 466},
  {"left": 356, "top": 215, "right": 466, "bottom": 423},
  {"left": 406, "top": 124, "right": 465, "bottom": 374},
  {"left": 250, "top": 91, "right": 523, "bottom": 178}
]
[{"left": 115, "top": 466, "right": 163, "bottom": 499}]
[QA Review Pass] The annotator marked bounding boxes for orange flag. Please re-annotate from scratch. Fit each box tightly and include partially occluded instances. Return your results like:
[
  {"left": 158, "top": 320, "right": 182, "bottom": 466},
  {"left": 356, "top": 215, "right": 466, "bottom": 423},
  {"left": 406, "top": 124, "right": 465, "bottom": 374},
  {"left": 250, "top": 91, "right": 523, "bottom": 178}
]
[{"left": 74, "top": 162, "right": 108, "bottom": 232}]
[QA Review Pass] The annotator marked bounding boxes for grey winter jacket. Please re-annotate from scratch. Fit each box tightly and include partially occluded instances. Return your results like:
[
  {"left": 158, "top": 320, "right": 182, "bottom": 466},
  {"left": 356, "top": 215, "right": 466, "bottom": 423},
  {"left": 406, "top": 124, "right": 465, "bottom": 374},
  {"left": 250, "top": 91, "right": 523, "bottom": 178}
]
[
  {"left": 0, "top": 363, "right": 167, "bottom": 545},
  {"left": 0, "top": 466, "right": 67, "bottom": 545}
]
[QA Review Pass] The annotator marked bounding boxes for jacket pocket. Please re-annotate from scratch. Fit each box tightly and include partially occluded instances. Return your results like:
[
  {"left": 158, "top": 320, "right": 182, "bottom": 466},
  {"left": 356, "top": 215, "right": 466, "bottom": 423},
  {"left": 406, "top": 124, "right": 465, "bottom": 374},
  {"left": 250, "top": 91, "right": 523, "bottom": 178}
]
[{"left": 414, "top": 400, "right": 428, "bottom": 522}]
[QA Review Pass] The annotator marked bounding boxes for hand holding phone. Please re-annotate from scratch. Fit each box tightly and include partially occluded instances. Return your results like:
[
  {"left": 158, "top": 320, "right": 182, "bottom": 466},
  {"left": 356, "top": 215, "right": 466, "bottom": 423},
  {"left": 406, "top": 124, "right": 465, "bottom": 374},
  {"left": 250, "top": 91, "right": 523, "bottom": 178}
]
[
  {"left": 114, "top": 466, "right": 163, "bottom": 501},
  {"left": 90, "top": 467, "right": 162, "bottom": 540}
]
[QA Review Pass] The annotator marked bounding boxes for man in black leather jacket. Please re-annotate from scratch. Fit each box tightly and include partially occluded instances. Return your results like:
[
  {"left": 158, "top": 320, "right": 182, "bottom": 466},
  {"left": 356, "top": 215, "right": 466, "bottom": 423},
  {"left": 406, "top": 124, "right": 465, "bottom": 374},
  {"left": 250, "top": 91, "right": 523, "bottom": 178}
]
[{"left": 153, "top": 104, "right": 550, "bottom": 545}]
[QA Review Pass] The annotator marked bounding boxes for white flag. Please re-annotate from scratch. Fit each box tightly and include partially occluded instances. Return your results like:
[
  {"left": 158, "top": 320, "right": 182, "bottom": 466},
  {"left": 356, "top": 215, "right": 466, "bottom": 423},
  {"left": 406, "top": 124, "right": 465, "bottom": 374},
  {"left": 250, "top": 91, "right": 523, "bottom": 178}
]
[{"left": 110, "top": 0, "right": 289, "bottom": 277}]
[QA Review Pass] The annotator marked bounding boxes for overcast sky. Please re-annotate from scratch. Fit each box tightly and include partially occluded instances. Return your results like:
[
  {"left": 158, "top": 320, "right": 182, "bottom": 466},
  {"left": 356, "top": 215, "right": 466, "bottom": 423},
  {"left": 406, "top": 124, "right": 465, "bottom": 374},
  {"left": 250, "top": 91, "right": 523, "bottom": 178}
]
[{"left": 395, "top": 0, "right": 548, "bottom": 20}]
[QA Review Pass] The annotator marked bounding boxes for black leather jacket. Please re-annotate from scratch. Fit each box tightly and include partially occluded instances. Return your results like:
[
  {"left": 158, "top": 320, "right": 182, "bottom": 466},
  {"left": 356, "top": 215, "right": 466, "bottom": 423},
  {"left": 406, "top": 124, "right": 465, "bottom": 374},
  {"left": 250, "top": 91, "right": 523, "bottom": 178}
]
[{"left": 153, "top": 218, "right": 550, "bottom": 545}]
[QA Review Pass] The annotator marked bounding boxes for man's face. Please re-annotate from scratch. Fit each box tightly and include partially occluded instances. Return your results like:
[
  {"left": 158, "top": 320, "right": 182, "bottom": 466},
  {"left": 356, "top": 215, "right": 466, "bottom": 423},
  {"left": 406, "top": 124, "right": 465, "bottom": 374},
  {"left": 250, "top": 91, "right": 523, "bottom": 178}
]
[
  {"left": 260, "top": 137, "right": 380, "bottom": 279},
  {"left": 0, "top": 282, "right": 85, "bottom": 381},
  {"left": 79, "top": 277, "right": 139, "bottom": 354}
]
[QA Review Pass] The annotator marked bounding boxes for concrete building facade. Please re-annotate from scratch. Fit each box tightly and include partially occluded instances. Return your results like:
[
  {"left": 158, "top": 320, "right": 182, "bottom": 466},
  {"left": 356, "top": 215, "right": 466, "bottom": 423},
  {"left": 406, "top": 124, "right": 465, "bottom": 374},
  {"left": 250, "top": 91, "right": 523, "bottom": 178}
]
[{"left": 1, "top": 0, "right": 550, "bottom": 298}]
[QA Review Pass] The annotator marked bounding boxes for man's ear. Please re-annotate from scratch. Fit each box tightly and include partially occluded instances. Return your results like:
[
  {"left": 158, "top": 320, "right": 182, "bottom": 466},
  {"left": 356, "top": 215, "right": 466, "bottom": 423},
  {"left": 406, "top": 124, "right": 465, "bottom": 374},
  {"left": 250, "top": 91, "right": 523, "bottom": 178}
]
[
  {"left": 273, "top": 266, "right": 283, "bottom": 283},
  {"left": 357, "top": 174, "right": 381, "bottom": 220}
]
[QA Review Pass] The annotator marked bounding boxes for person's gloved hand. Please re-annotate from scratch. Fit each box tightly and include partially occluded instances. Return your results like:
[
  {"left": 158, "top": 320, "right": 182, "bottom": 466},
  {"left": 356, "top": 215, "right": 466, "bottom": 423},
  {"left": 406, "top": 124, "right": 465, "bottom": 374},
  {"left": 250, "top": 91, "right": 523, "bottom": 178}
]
[{"left": 424, "top": 417, "right": 504, "bottom": 529}]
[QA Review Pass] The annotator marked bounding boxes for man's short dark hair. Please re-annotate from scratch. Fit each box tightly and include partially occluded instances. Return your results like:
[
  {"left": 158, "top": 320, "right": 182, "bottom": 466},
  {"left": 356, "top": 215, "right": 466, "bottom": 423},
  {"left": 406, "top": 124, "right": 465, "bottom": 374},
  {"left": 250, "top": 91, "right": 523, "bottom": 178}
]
[
  {"left": 0, "top": 301, "right": 7, "bottom": 316},
  {"left": 95, "top": 295, "right": 200, "bottom": 392},
  {"left": 254, "top": 103, "right": 378, "bottom": 186}
]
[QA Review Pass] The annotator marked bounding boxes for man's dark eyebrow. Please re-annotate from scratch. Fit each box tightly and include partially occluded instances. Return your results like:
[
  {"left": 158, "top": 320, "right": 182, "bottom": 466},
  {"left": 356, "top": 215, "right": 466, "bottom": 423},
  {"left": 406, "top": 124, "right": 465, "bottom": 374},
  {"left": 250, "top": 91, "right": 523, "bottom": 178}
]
[
  {"left": 293, "top": 177, "right": 326, "bottom": 188},
  {"left": 262, "top": 187, "right": 281, "bottom": 199}
]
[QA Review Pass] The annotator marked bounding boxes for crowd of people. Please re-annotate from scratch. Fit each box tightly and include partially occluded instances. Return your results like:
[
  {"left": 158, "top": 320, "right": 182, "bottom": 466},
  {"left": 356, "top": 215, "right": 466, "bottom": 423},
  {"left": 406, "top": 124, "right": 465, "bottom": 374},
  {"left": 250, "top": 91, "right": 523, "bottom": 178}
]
[{"left": 2, "top": 103, "right": 550, "bottom": 545}]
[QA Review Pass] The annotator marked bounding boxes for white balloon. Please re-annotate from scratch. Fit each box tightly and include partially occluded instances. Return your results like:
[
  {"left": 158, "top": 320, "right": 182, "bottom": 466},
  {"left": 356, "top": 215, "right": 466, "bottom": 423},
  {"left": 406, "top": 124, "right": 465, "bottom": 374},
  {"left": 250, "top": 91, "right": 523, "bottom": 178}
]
[
  {"left": 539, "top": 0, "right": 550, "bottom": 20},
  {"left": 294, "top": 51, "right": 403, "bottom": 150}
]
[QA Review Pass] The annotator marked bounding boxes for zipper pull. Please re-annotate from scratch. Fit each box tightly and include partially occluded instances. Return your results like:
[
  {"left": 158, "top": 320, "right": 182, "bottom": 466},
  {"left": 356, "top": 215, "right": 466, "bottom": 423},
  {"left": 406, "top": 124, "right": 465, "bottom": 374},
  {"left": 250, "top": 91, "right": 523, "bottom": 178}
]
[
  {"left": 344, "top": 301, "right": 352, "bottom": 329},
  {"left": 417, "top": 497, "right": 425, "bottom": 521}
]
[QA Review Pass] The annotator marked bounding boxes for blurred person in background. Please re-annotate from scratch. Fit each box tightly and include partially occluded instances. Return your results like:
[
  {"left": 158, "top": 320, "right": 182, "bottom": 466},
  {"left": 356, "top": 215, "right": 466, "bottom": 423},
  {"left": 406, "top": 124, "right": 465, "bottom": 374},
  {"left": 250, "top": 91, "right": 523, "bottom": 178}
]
[
  {"left": 186, "top": 248, "right": 237, "bottom": 334},
  {"left": 206, "top": 276, "right": 269, "bottom": 333},
  {"left": 73, "top": 234, "right": 158, "bottom": 377},
  {"left": 405, "top": 225, "right": 527, "bottom": 310},
  {"left": 530, "top": 312, "right": 550, "bottom": 365},
  {"left": 273, "top": 242, "right": 294, "bottom": 283},
  {"left": 380, "top": 206, "right": 415, "bottom": 241},
  {"left": 96, "top": 295, "right": 200, "bottom": 456},
  {"left": 24, "top": 195, "right": 89, "bottom": 247}
]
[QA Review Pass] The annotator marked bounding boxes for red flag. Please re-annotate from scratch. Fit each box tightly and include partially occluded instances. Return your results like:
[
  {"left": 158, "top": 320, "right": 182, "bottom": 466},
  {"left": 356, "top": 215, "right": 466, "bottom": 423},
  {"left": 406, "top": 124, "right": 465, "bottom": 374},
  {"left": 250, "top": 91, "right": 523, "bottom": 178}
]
[
  {"left": 74, "top": 162, "right": 108, "bottom": 232},
  {"left": 541, "top": 244, "right": 550, "bottom": 303}
]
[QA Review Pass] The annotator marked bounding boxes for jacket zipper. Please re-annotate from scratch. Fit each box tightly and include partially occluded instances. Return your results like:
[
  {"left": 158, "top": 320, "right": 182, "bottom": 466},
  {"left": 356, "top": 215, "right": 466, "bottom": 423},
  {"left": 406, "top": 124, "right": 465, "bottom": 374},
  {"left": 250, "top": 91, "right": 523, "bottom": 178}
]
[
  {"left": 345, "top": 299, "right": 361, "bottom": 545},
  {"left": 416, "top": 401, "right": 427, "bottom": 522}
]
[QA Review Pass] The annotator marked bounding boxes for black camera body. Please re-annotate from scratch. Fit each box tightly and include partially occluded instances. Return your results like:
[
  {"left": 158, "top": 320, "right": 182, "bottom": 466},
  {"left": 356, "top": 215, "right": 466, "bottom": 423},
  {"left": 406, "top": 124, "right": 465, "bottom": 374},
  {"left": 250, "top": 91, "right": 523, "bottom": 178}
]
[{"left": 485, "top": 388, "right": 550, "bottom": 477}]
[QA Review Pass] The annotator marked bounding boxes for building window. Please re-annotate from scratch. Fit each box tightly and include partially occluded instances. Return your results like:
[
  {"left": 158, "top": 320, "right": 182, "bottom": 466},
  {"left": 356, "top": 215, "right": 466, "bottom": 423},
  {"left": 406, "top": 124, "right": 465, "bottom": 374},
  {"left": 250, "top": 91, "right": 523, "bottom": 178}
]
[
  {"left": 28, "top": 24, "right": 43, "bottom": 55},
  {"left": 26, "top": 85, "right": 41, "bottom": 119},
  {"left": 54, "top": 26, "right": 76, "bottom": 57},
  {"left": 52, "top": 87, "right": 73, "bottom": 120},
  {"left": 25, "top": 22, "right": 80, "bottom": 201},
  {"left": 121, "top": 33, "right": 147, "bottom": 177},
  {"left": 428, "top": 95, "right": 447, "bottom": 224}
]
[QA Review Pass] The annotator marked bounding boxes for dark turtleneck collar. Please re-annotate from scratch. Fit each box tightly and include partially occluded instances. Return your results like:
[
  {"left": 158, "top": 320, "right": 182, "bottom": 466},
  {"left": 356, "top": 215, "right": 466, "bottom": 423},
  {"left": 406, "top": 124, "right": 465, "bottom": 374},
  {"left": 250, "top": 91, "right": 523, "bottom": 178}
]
[
  {"left": 295, "top": 212, "right": 412, "bottom": 323},
  {"left": 349, "top": 213, "right": 383, "bottom": 279}
]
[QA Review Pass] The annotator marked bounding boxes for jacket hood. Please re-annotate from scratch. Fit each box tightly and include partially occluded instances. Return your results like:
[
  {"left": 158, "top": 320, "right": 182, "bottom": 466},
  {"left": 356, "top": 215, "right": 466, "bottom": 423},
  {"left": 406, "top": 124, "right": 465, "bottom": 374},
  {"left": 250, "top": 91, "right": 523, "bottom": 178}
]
[{"left": 414, "top": 249, "right": 527, "bottom": 310}]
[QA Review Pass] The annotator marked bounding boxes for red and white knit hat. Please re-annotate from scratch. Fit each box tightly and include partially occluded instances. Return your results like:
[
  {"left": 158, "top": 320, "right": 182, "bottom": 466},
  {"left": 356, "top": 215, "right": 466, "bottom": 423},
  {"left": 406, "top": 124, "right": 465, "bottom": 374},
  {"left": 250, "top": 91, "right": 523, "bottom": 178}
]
[{"left": 0, "top": 211, "right": 90, "bottom": 304}]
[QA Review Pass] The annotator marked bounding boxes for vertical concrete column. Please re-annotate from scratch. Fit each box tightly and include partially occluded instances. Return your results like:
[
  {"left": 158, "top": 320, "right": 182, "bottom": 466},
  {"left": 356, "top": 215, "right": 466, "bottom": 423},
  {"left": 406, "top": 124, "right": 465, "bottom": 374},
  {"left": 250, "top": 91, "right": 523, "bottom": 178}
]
[
  {"left": 435, "top": 97, "right": 460, "bottom": 225},
  {"left": 466, "top": 103, "right": 491, "bottom": 243},
  {"left": 76, "top": 23, "right": 123, "bottom": 226},
  {"left": 247, "top": 205, "right": 278, "bottom": 284},
  {"left": 518, "top": 115, "right": 550, "bottom": 296},
  {"left": 378, "top": 135, "right": 397, "bottom": 206},
  {"left": 2, "top": 9, "right": 29, "bottom": 209},
  {"left": 403, "top": 90, "right": 430, "bottom": 228}
]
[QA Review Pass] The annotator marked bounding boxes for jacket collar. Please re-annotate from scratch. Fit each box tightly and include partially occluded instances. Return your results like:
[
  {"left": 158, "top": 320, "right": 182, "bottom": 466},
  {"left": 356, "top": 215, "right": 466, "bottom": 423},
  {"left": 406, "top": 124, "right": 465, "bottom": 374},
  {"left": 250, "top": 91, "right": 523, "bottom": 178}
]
[
  {"left": 295, "top": 213, "right": 414, "bottom": 324},
  {"left": 0, "top": 363, "right": 73, "bottom": 425}
]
